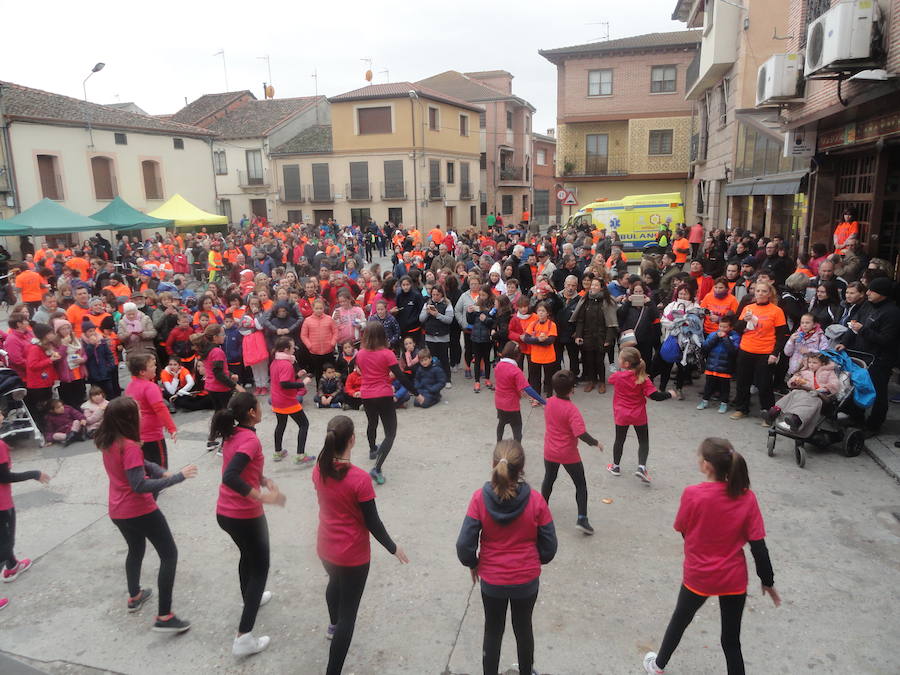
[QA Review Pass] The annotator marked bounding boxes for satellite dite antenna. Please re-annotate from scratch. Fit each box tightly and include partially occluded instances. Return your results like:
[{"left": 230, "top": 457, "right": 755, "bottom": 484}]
[{"left": 361, "top": 58, "right": 373, "bottom": 82}]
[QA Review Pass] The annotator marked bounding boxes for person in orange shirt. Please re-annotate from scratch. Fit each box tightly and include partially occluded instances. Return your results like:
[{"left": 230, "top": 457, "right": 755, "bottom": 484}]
[
  {"left": 65, "top": 253, "right": 90, "bottom": 279},
  {"left": 673, "top": 231, "right": 691, "bottom": 267},
  {"left": 66, "top": 286, "right": 93, "bottom": 338},
  {"left": 699, "top": 278, "right": 740, "bottom": 335},
  {"left": 523, "top": 302, "right": 558, "bottom": 399},
  {"left": 833, "top": 210, "right": 858, "bottom": 255},
  {"left": 429, "top": 226, "right": 443, "bottom": 246},
  {"left": 14, "top": 264, "right": 48, "bottom": 313}
]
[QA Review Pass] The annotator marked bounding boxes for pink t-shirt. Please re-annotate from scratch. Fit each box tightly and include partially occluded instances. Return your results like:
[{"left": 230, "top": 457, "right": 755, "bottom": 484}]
[
  {"left": 124, "top": 377, "right": 172, "bottom": 442},
  {"left": 356, "top": 348, "right": 398, "bottom": 399},
  {"left": 689, "top": 223, "right": 704, "bottom": 244},
  {"left": 675, "top": 481, "right": 766, "bottom": 595},
  {"left": 493, "top": 359, "right": 529, "bottom": 412},
  {"left": 269, "top": 359, "right": 301, "bottom": 411},
  {"left": 0, "top": 441, "right": 14, "bottom": 510},
  {"left": 313, "top": 463, "right": 376, "bottom": 566},
  {"left": 543, "top": 396, "right": 586, "bottom": 464},
  {"left": 102, "top": 439, "right": 157, "bottom": 520},
  {"left": 217, "top": 426, "right": 264, "bottom": 519},
  {"left": 203, "top": 346, "right": 232, "bottom": 392},
  {"left": 609, "top": 370, "right": 657, "bottom": 426},
  {"left": 466, "top": 487, "right": 552, "bottom": 586}
]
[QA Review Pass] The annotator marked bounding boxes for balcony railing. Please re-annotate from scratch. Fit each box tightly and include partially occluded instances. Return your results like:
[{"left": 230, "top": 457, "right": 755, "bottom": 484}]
[
  {"left": 346, "top": 182, "right": 372, "bottom": 201},
  {"left": 499, "top": 165, "right": 524, "bottom": 181},
  {"left": 279, "top": 185, "right": 304, "bottom": 203},
  {"left": 685, "top": 50, "right": 700, "bottom": 94},
  {"left": 381, "top": 181, "right": 407, "bottom": 200},
  {"left": 428, "top": 182, "right": 445, "bottom": 200},
  {"left": 460, "top": 182, "right": 473, "bottom": 200},
  {"left": 237, "top": 169, "right": 270, "bottom": 188},
  {"left": 306, "top": 184, "right": 334, "bottom": 202},
  {"left": 562, "top": 159, "right": 628, "bottom": 178}
]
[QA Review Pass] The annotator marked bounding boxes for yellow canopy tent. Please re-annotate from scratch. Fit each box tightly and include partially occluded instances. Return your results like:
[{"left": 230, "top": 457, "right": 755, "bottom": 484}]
[{"left": 147, "top": 194, "right": 228, "bottom": 227}]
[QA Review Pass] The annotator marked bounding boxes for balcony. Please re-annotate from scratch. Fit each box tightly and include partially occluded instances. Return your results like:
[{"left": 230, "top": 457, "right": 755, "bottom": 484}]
[
  {"left": 381, "top": 181, "right": 407, "bottom": 200},
  {"left": 497, "top": 165, "right": 529, "bottom": 186},
  {"left": 460, "top": 182, "right": 474, "bottom": 200},
  {"left": 237, "top": 169, "right": 270, "bottom": 189},
  {"left": 346, "top": 182, "right": 372, "bottom": 201},
  {"left": 562, "top": 157, "right": 628, "bottom": 178},
  {"left": 279, "top": 185, "right": 304, "bottom": 203},
  {"left": 685, "top": 0, "right": 741, "bottom": 100},
  {"left": 428, "top": 182, "right": 445, "bottom": 200},
  {"left": 306, "top": 183, "right": 334, "bottom": 202}
]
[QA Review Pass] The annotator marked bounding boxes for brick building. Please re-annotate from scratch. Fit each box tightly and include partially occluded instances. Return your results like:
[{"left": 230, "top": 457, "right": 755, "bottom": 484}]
[
  {"left": 532, "top": 130, "right": 560, "bottom": 227},
  {"left": 539, "top": 31, "right": 699, "bottom": 218}
]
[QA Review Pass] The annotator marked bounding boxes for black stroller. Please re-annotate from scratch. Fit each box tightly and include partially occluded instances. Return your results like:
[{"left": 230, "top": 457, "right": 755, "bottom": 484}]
[{"left": 0, "top": 367, "right": 44, "bottom": 445}]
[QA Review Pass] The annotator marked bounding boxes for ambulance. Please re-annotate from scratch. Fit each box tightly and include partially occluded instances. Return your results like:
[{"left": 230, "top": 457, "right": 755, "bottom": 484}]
[{"left": 564, "top": 192, "right": 685, "bottom": 251}]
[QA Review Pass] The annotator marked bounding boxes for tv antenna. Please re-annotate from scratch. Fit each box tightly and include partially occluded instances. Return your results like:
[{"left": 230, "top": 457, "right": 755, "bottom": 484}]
[
  {"left": 586, "top": 21, "right": 610, "bottom": 41},
  {"left": 379, "top": 68, "right": 390, "bottom": 83}
]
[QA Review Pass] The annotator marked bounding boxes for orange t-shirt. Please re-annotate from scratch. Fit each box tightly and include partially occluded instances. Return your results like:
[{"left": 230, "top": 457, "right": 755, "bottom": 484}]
[
  {"left": 15, "top": 269, "right": 45, "bottom": 302},
  {"left": 673, "top": 238, "right": 690, "bottom": 264},
  {"left": 833, "top": 220, "right": 859, "bottom": 253},
  {"left": 66, "top": 257, "right": 90, "bottom": 278},
  {"left": 699, "top": 293, "right": 739, "bottom": 334},
  {"left": 739, "top": 302, "right": 786, "bottom": 355},
  {"left": 66, "top": 304, "right": 92, "bottom": 337},
  {"left": 525, "top": 318, "right": 558, "bottom": 364},
  {"left": 429, "top": 228, "right": 443, "bottom": 245}
]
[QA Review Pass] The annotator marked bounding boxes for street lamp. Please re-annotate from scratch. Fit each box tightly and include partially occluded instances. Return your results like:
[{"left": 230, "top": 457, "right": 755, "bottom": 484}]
[{"left": 83, "top": 62, "right": 105, "bottom": 147}]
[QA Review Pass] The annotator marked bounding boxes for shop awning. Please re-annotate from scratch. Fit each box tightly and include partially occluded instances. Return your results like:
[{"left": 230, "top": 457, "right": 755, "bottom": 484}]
[
  {"left": 91, "top": 196, "right": 174, "bottom": 231},
  {"left": 147, "top": 194, "right": 228, "bottom": 227},
  {"left": 0, "top": 198, "right": 109, "bottom": 235},
  {"left": 724, "top": 171, "right": 808, "bottom": 197}
]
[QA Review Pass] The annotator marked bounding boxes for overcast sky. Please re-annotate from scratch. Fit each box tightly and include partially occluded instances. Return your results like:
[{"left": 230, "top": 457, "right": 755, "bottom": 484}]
[{"left": 5, "top": 0, "right": 684, "bottom": 133}]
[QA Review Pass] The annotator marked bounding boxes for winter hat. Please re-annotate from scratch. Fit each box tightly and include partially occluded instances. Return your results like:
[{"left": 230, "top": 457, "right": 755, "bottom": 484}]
[
  {"left": 867, "top": 276, "right": 893, "bottom": 297},
  {"left": 122, "top": 302, "right": 138, "bottom": 313},
  {"left": 52, "top": 318, "right": 71, "bottom": 333}
]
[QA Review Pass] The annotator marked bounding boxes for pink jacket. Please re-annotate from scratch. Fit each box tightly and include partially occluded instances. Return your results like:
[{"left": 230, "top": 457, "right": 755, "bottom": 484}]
[
  {"left": 300, "top": 313, "right": 337, "bottom": 356},
  {"left": 784, "top": 325, "right": 829, "bottom": 374},
  {"left": 5, "top": 328, "right": 34, "bottom": 379},
  {"left": 792, "top": 362, "right": 841, "bottom": 396}
]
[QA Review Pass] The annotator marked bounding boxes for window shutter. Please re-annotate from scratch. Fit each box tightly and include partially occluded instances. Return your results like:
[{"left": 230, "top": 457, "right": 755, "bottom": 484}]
[
  {"left": 384, "top": 160, "right": 404, "bottom": 198},
  {"left": 283, "top": 164, "right": 301, "bottom": 201},
  {"left": 349, "top": 161, "right": 369, "bottom": 199},
  {"left": 312, "top": 163, "right": 331, "bottom": 200}
]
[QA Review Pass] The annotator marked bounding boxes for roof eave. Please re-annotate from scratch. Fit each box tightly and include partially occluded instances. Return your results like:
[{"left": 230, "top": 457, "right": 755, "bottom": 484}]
[{"left": 5, "top": 115, "right": 216, "bottom": 138}]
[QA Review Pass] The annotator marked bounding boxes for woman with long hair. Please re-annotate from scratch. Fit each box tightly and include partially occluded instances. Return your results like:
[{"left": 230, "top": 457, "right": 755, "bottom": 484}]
[
  {"left": 456, "top": 440, "right": 557, "bottom": 675},
  {"left": 643, "top": 438, "right": 780, "bottom": 674},
  {"left": 96, "top": 397, "right": 196, "bottom": 633},
  {"left": 212, "top": 392, "right": 286, "bottom": 656},
  {"left": 313, "top": 415, "right": 408, "bottom": 674}
]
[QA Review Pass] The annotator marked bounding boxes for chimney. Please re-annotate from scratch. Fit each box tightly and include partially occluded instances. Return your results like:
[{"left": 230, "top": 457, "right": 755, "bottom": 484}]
[{"left": 547, "top": 128, "right": 555, "bottom": 137}]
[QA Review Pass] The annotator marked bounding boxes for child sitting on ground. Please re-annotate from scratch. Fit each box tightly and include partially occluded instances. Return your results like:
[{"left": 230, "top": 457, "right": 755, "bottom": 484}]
[
  {"left": 80, "top": 386, "right": 108, "bottom": 438},
  {"left": 400, "top": 336, "right": 419, "bottom": 378},
  {"left": 314, "top": 363, "right": 344, "bottom": 409},
  {"left": 410, "top": 347, "right": 446, "bottom": 408},
  {"left": 771, "top": 352, "right": 842, "bottom": 436},
  {"left": 160, "top": 356, "right": 197, "bottom": 411},
  {"left": 342, "top": 365, "right": 363, "bottom": 411},
  {"left": 336, "top": 340, "right": 358, "bottom": 380},
  {"left": 44, "top": 399, "right": 86, "bottom": 446}
]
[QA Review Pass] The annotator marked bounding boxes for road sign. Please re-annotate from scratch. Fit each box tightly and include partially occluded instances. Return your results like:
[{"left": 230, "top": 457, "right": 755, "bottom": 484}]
[
  {"left": 562, "top": 190, "right": 578, "bottom": 206},
  {"left": 556, "top": 188, "right": 569, "bottom": 201}
]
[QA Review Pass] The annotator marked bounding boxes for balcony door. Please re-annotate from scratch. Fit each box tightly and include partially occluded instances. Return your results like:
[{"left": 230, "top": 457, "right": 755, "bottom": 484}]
[
  {"left": 585, "top": 134, "right": 608, "bottom": 175},
  {"left": 246, "top": 150, "right": 264, "bottom": 185}
]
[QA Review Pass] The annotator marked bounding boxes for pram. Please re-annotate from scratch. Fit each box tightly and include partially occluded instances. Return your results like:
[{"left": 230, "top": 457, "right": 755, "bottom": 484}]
[
  {"left": 766, "top": 350, "right": 873, "bottom": 468},
  {"left": 0, "top": 366, "right": 44, "bottom": 445}
]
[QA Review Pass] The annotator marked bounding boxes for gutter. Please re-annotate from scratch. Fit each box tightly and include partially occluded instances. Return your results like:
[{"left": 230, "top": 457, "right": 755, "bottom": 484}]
[{"left": 0, "top": 83, "right": 20, "bottom": 214}]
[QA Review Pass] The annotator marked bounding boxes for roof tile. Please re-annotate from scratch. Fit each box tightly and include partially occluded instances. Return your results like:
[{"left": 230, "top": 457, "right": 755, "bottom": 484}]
[
  {"left": 271, "top": 125, "right": 333, "bottom": 155},
  {"left": 206, "top": 97, "right": 322, "bottom": 139},
  {"left": 539, "top": 30, "right": 700, "bottom": 60},
  {"left": 329, "top": 82, "right": 483, "bottom": 112}
]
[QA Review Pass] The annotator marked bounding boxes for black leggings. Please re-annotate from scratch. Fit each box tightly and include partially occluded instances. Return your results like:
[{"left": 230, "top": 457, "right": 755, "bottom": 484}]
[
  {"left": 541, "top": 460, "right": 588, "bottom": 518},
  {"left": 112, "top": 509, "right": 178, "bottom": 616},
  {"left": 322, "top": 560, "right": 370, "bottom": 675},
  {"left": 527, "top": 359, "right": 557, "bottom": 397},
  {"left": 274, "top": 410, "right": 309, "bottom": 455},
  {"left": 482, "top": 590, "right": 538, "bottom": 675},
  {"left": 703, "top": 374, "right": 731, "bottom": 401},
  {"left": 652, "top": 353, "right": 686, "bottom": 390},
  {"left": 733, "top": 350, "right": 775, "bottom": 414},
  {"left": 463, "top": 332, "right": 474, "bottom": 367},
  {"left": 0, "top": 508, "right": 17, "bottom": 570},
  {"left": 496, "top": 409, "right": 523, "bottom": 442},
  {"left": 612, "top": 424, "right": 650, "bottom": 466},
  {"left": 426, "top": 340, "right": 451, "bottom": 383},
  {"left": 656, "top": 585, "right": 747, "bottom": 674},
  {"left": 580, "top": 347, "right": 606, "bottom": 384},
  {"left": 472, "top": 341, "right": 493, "bottom": 381},
  {"left": 449, "top": 324, "right": 462, "bottom": 367},
  {"left": 363, "top": 396, "right": 397, "bottom": 471},
  {"left": 217, "top": 514, "right": 270, "bottom": 634}
]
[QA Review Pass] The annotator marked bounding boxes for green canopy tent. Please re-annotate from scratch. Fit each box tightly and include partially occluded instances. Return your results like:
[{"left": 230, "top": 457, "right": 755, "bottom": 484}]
[
  {"left": 90, "top": 196, "right": 174, "bottom": 231},
  {"left": 0, "top": 198, "right": 109, "bottom": 235}
]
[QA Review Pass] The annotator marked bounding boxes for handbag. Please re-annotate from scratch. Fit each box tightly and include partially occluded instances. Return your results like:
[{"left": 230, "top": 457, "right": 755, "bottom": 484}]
[
  {"left": 619, "top": 304, "right": 645, "bottom": 348},
  {"left": 659, "top": 334, "right": 681, "bottom": 363}
]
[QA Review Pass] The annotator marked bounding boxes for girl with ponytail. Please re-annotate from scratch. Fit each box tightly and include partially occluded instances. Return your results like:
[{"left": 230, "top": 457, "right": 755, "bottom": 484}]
[
  {"left": 643, "top": 438, "right": 780, "bottom": 675},
  {"left": 213, "top": 392, "right": 286, "bottom": 657},
  {"left": 456, "top": 440, "right": 557, "bottom": 675},
  {"left": 312, "top": 415, "right": 409, "bottom": 675}
]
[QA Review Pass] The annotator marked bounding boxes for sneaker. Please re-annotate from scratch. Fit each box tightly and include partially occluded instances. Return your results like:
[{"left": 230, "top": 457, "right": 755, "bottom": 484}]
[
  {"left": 2, "top": 558, "right": 32, "bottom": 583},
  {"left": 606, "top": 463, "right": 621, "bottom": 476},
  {"left": 369, "top": 468, "right": 385, "bottom": 485},
  {"left": 444, "top": 382, "right": 452, "bottom": 389},
  {"left": 729, "top": 411, "right": 746, "bottom": 420},
  {"left": 326, "top": 624, "right": 337, "bottom": 640},
  {"left": 696, "top": 399, "right": 709, "bottom": 410},
  {"left": 464, "top": 368, "right": 473, "bottom": 380},
  {"left": 341, "top": 403, "right": 350, "bottom": 411},
  {"left": 575, "top": 517, "right": 594, "bottom": 535},
  {"left": 259, "top": 591, "right": 272, "bottom": 607},
  {"left": 891, "top": 392, "right": 900, "bottom": 404},
  {"left": 369, "top": 443, "right": 380, "bottom": 461},
  {"left": 294, "top": 454, "right": 316, "bottom": 466},
  {"left": 0, "top": 597, "right": 7, "bottom": 611},
  {"left": 784, "top": 413, "right": 802, "bottom": 431},
  {"left": 643, "top": 652, "right": 664, "bottom": 674},
  {"left": 531, "top": 398, "right": 540, "bottom": 407},
  {"left": 232, "top": 632, "right": 270, "bottom": 656},
  {"left": 675, "top": 389, "right": 684, "bottom": 401},
  {"left": 152, "top": 614, "right": 191, "bottom": 633},
  {"left": 206, "top": 440, "right": 220, "bottom": 453},
  {"left": 473, "top": 382, "right": 481, "bottom": 393},
  {"left": 718, "top": 402, "right": 728, "bottom": 414},
  {"left": 635, "top": 466, "right": 652, "bottom": 484},
  {"left": 485, "top": 379, "right": 494, "bottom": 390},
  {"left": 272, "top": 449, "right": 287, "bottom": 462},
  {"left": 127, "top": 588, "right": 153, "bottom": 613}
]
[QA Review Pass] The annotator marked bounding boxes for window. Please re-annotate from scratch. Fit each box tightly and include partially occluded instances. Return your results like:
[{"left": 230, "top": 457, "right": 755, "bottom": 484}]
[
  {"left": 506, "top": 110, "right": 513, "bottom": 130},
  {"left": 526, "top": 115, "right": 530, "bottom": 133},
  {"left": 213, "top": 151, "right": 228, "bottom": 175},
  {"left": 651, "top": 65, "right": 677, "bottom": 93},
  {"left": 718, "top": 79, "right": 729, "bottom": 126},
  {"left": 479, "top": 111, "right": 486, "bottom": 129},
  {"left": 245, "top": 149, "right": 264, "bottom": 185},
  {"left": 173, "top": 138, "right": 184, "bottom": 150},
  {"left": 649, "top": 130, "right": 674, "bottom": 155},
  {"left": 480, "top": 192, "right": 487, "bottom": 216},
  {"left": 446, "top": 161, "right": 455, "bottom": 185},
  {"left": 36, "top": 154, "right": 63, "bottom": 200},
  {"left": 383, "top": 160, "right": 404, "bottom": 198},
  {"left": 357, "top": 106, "right": 392, "bottom": 134},
  {"left": 588, "top": 69, "right": 613, "bottom": 96},
  {"left": 801, "top": 0, "right": 832, "bottom": 47},
  {"left": 287, "top": 209, "right": 303, "bottom": 224},
  {"left": 114, "top": 132, "right": 127, "bottom": 145},
  {"left": 429, "top": 159, "right": 441, "bottom": 199},
  {"left": 349, "top": 161, "right": 370, "bottom": 199},
  {"left": 537, "top": 149, "right": 547, "bottom": 165},
  {"left": 282, "top": 164, "right": 301, "bottom": 202},
  {"left": 585, "top": 134, "right": 609, "bottom": 174},
  {"left": 311, "top": 163, "right": 331, "bottom": 201},
  {"left": 480, "top": 152, "right": 487, "bottom": 170},
  {"left": 91, "top": 156, "right": 116, "bottom": 200},
  {"left": 459, "top": 114, "right": 469, "bottom": 137},
  {"left": 460, "top": 162, "right": 471, "bottom": 198},
  {"left": 142, "top": 160, "right": 163, "bottom": 199},
  {"left": 429, "top": 106, "right": 439, "bottom": 131},
  {"left": 501, "top": 194, "right": 513, "bottom": 215},
  {"left": 218, "top": 199, "right": 232, "bottom": 223}
]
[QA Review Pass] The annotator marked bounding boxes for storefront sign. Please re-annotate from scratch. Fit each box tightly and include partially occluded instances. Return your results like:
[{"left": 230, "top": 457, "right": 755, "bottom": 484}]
[
  {"left": 784, "top": 125, "right": 816, "bottom": 157},
  {"left": 819, "top": 112, "right": 900, "bottom": 150}
]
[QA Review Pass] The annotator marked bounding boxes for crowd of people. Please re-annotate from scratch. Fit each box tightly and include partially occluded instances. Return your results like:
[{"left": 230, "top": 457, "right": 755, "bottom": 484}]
[{"left": 7, "top": 208, "right": 894, "bottom": 672}]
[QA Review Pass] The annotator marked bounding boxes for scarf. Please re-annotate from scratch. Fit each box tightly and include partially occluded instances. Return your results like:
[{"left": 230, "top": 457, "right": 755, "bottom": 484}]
[{"left": 274, "top": 351, "right": 296, "bottom": 364}]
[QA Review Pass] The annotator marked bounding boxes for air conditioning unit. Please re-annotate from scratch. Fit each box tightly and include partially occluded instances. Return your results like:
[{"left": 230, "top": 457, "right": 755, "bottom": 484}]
[
  {"left": 756, "top": 53, "right": 804, "bottom": 106},
  {"left": 805, "top": 0, "right": 882, "bottom": 76}
]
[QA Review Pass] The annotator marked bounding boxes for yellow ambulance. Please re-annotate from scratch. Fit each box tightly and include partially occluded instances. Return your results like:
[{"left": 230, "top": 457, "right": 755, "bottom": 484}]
[{"left": 565, "top": 192, "right": 685, "bottom": 251}]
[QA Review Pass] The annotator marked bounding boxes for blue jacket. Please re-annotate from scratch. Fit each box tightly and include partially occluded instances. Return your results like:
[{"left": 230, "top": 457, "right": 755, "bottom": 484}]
[
  {"left": 414, "top": 359, "right": 446, "bottom": 398},
  {"left": 84, "top": 340, "right": 116, "bottom": 382},
  {"left": 466, "top": 306, "right": 495, "bottom": 343},
  {"left": 223, "top": 326, "right": 243, "bottom": 364},
  {"left": 701, "top": 329, "right": 740, "bottom": 375}
]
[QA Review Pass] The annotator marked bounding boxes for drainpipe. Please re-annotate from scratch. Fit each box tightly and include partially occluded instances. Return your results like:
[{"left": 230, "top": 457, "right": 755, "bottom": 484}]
[
  {"left": 208, "top": 137, "right": 220, "bottom": 227},
  {"left": 803, "top": 156, "right": 819, "bottom": 254},
  {"left": 409, "top": 91, "right": 419, "bottom": 231},
  {"left": 0, "top": 84, "right": 20, "bottom": 215}
]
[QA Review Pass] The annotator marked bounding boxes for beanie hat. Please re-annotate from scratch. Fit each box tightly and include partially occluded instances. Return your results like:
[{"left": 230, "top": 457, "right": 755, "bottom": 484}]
[
  {"left": 867, "top": 276, "right": 893, "bottom": 297},
  {"left": 52, "top": 318, "right": 71, "bottom": 333}
]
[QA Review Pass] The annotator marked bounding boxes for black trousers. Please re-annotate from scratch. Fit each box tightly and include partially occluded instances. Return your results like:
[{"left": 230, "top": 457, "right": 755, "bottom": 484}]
[
  {"left": 24, "top": 386, "right": 53, "bottom": 435},
  {"left": 613, "top": 424, "right": 650, "bottom": 466},
  {"left": 481, "top": 590, "right": 538, "bottom": 675},
  {"left": 656, "top": 585, "right": 747, "bottom": 675},
  {"left": 0, "top": 508, "right": 17, "bottom": 570},
  {"left": 733, "top": 351, "right": 775, "bottom": 414},
  {"left": 867, "top": 364, "right": 891, "bottom": 431},
  {"left": 217, "top": 514, "right": 270, "bottom": 634},
  {"left": 305, "top": 352, "right": 334, "bottom": 384},
  {"left": 541, "top": 460, "right": 588, "bottom": 518},
  {"left": 209, "top": 390, "right": 233, "bottom": 411},
  {"left": 463, "top": 332, "right": 474, "bottom": 368},
  {"left": 449, "top": 324, "right": 462, "bottom": 367},
  {"left": 141, "top": 439, "right": 168, "bottom": 470},
  {"left": 555, "top": 341, "right": 580, "bottom": 378},
  {"left": 322, "top": 560, "right": 370, "bottom": 675},
  {"left": 527, "top": 359, "right": 556, "bottom": 397},
  {"left": 363, "top": 396, "right": 397, "bottom": 471},
  {"left": 496, "top": 409, "right": 523, "bottom": 442},
  {"left": 111, "top": 509, "right": 178, "bottom": 616},
  {"left": 426, "top": 339, "right": 451, "bottom": 383},
  {"left": 473, "top": 341, "right": 493, "bottom": 381},
  {"left": 174, "top": 394, "right": 213, "bottom": 411},
  {"left": 58, "top": 379, "right": 86, "bottom": 409},
  {"left": 581, "top": 347, "right": 606, "bottom": 384},
  {"left": 274, "top": 410, "right": 309, "bottom": 455},
  {"left": 703, "top": 374, "right": 732, "bottom": 401},
  {"left": 651, "top": 353, "right": 686, "bottom": 391}
]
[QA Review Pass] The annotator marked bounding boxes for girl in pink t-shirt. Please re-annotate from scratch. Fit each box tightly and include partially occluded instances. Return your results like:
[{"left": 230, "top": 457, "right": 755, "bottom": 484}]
[
  {"left": 493, "top": 341, "right": 545, "bottom": 442},
  {"left": 607, "top": 346, "right": 672, "bottom": 484},
  {"left": 643, "top": 438, "right": 780, "bottom": 675}
]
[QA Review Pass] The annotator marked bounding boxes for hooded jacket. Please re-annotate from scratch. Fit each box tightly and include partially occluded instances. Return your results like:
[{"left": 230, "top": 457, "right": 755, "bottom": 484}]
[
  {"left": 263, "top": 300, "right": 302, "bottom": 348},
  {"left": 784, "top": 325, "right": 829, "bottom": 374},
  {"left": 701, "top": 329, "right": 740, "bottom": 375},
  {"left": 413, "top": 359, "right": 447, "bottom": 399},
  {"left": 395, "top": 287, "right": 425, "bottom": 332}
]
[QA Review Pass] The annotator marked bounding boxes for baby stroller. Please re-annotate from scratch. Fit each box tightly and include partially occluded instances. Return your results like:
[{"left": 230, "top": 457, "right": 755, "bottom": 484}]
[
  {"left": 766, "top": 349, "right": 873, "bottom": 468},
  {"left": 0, "top": 367, "right": 44, "bottom": 445}
]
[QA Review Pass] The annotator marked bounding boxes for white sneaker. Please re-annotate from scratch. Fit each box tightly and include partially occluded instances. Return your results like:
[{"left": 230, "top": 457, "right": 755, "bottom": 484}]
[
  {"left": 643, "top": 652, "right": 664, "bottom": 673},
  {"left": 444, "top": 382, "right": 452, "bottom": 389},
  {"left": 259, "top": 590, "right": 272, "bottom": 607},
  {"left": 233, "top": 632, "right": 270, "bottom": 657}
]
